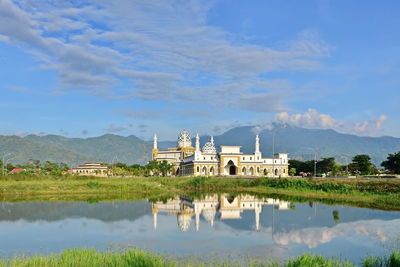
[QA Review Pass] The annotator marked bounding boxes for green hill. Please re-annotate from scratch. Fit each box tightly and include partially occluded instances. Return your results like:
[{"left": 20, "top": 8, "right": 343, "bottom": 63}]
[
  {"left": 1, "top": 126, "right": 400, "bottom": 167},
  {"left": 0, "top": 134, "right": 151, "bottom": 167}
]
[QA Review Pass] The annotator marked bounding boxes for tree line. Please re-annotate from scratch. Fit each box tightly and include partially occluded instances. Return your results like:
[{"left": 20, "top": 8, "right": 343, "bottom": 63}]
[
  {"left": 0, "top": 158, "right": 175, "bottom": 177},
  {"left": 289, "top": 152, "right": 400, "bottom": 177},
  {"left": 1, "top": 151, "right": 399, "bottom": 177}
]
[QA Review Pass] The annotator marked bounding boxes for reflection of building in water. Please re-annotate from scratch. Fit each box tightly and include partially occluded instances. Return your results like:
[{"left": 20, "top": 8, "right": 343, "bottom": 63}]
[
  {"left": 152, "top": 130, "right": 289, "bottom": 177},
  {"left": 152, "top": 194, "right": 290, "bottom": 232}
]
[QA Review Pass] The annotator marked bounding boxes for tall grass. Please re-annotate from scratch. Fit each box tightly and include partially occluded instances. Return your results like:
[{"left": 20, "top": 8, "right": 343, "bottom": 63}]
[
  {"left": 1, "top": 249, "right": 399, "bottom": 267},
  {"left": 286, "top": 254, "right": 354, "bottom": 267},
  {"left": 1, "top": 175, "right": 400, "bottom": 210}
]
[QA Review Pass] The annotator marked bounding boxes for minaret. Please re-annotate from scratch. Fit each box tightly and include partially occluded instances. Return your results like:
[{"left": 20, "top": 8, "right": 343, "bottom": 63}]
[
  {"left": 152, "top": 134, "right": 158, "bottom": 160},
  {"left": 195, "top": 133, "right": 200, "bottom": 152},
  {"left": 153, "top": 134, "right": 158, "bottom": 149},
  {"left": 255, "top": 207, "right": 260, "bottom": 231},
  {"left": 210, "top": 136, "right": 214, "bottom": 145},
  {"left": 152, "top": 206, "right": 158, "bottom": 230},
  {"left": 255, "top": 134, "right": 260, "bottom": 153},
  {"left": 255, "top": 134, "right": 261, "bottom": 159},
  {"left": 195, "top": 211, "right": 200, "bottom": 231}
]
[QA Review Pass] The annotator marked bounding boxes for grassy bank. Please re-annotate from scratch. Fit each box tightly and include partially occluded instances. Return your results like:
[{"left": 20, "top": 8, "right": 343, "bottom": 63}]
[
  {"left": 0, "top": 248, "right": 399, "bottom": 267},
  {"left": 0, "top": 175, "right": 400, "bottom": 210}
]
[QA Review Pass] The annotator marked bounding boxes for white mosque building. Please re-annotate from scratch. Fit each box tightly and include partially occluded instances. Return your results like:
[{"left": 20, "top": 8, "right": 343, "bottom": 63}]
[{"left": 152, "top": 130, "right": 289, "bottom": 177}]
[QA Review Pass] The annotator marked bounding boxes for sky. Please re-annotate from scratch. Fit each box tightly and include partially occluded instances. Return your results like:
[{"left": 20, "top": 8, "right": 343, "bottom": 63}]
[{"left": 0, "top": 0, "right": 399, "bottom": 140}]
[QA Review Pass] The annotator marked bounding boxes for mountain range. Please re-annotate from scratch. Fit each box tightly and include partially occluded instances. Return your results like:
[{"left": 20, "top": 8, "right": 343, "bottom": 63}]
[{"left": 1, "top": 126, "right": 400, "bottom": 167}]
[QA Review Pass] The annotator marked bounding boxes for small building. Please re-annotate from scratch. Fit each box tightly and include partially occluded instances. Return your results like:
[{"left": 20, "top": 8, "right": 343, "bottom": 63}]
[{"left": 71, "top": 163, "right": 109, "bottom": 177}]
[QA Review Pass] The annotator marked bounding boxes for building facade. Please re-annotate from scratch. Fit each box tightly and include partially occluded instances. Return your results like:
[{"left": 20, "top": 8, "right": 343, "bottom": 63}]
[
  {"left": 71, "top": 162, "right": 109, "bottom": 177},
  {"left": 152, "top": 130, "right": 289, "bottom": 177}
]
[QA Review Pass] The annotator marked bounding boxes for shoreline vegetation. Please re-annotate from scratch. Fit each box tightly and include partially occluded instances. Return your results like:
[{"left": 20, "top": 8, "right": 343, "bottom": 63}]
[
  {"left": 0, "top": 248, "right": 399, "bottom": 267},
  {"left": 0, "top": 175, "right": 400, "bottom": 210}
]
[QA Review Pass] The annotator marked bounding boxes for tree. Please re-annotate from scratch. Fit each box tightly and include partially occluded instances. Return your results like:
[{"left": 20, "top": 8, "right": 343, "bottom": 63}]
[
  {"left": 349, "top": 154, "right": 375, "bottom": 175},
  {"left": 332, "top": 210, "right": 340, "bottom": 223},
  {"left": 27, "top": 159, "right": 40, "bottom": 168},
  {"left": 113, "top": 167, "right": 130, "bottom": 177},
  {"left": 146, "top": 160, "right": 160, "bottom": 176},
  {"left": 158, "top": 160, "right": 173, "bottom": 177},
  {"left": 288, "top": 159, "right": 313, "bottom": 175},
  {"left": 289, "top": 168, "right": 296, "bottom": 176},
  {"left": 129, "top": 164, "right": 146, "bottom": 176},
  {"left": 317, "top": 157, "right": 336, "bottom": 175},
  {"left": 381, "top": 152, "right": 400, "bottom": 174}
]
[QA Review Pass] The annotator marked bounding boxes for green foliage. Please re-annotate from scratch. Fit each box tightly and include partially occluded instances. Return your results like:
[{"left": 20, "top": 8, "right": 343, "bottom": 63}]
[
  {"left": 289, "top": 168, "right": 296, "bottom": 176},
  {"left": 188, "top": 176, "right": 207, "bottom": 188},
  {"left": 332, "top": 210, "right": 340, "bottom": 223},
  {"left": 6, "top": 249, "right": 400, "bottom": 267},
  {"left": 289, "top": 158, "right": 339, "bottom": 177},
  {"left": 254, "top": 178, "right": 353, "bottom": 193},
  {"left": 287, "top": 254, "right": 354, "bottom": 267},
  {"left": 158, "top": 160, "right": 174, "bottom": 177},
  {"left": 381, "top": 152, "right": 400, "bottom": 174},
  {"left": 2, "top": 248, "right": 173, "bottom": 267},
  {"left": 350, "top": 154, "right": 376, "bottom": 175}
]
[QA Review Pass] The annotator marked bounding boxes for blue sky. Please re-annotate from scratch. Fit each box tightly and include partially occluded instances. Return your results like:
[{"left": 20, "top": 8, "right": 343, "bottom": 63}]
[{"left": 0, "top": 0, "right": 399, "bottom": 140}]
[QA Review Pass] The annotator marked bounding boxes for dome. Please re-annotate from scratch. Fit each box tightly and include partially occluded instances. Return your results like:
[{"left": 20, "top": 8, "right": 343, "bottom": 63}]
[
  {"left": 177, "top": 130, "right": 192, "bottom": 148},
  {"left": 202, "top": 136, "right": 216, "bottom": 154},
  {"left": 202, "top": 209, "right": 216, "bottom": 222},
  {"left": 177, "top": 213, "right": 192, "bottom": 232}
]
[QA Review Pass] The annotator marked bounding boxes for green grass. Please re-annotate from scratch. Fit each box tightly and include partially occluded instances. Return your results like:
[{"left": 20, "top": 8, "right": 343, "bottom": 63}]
[
  {"left": 0, "top": 175, "right": 399, "bottom": 210},
  {"left": 1, "top": 249, "right": 399, "bottom": 267}
]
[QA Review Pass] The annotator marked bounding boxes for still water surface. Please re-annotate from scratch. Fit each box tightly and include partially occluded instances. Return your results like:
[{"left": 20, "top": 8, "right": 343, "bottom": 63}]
[{"left": 0, "top": 194, "right": 399, "bottom": 264}]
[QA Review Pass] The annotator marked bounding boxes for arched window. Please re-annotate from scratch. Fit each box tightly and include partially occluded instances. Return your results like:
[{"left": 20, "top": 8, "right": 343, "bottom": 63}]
[
  {"left": 202, "top": 166, "right": 207, "bottom": 175},
  {"left": 196, "top": 166, "right": 200, "bottom": 173},
  {"left": 242, "top": 167, "right": 246, "bottom": 175},
  {"left": 209, "top": 167, "right": 214, "bottom": 176},
  {"left": 249, "top": 167, "right": 254, "bottom": 176}
]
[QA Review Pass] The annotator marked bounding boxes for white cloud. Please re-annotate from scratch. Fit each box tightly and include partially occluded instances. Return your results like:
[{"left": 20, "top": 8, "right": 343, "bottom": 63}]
[
  {"left": 273, "top": 219, "right": 397, "bottom": 249},
  {"left": 107, "top": 123, "right": 127, "bottom": 133},
  {"left": 274, "top": 109, "right": 388, "bottom": 136},
  {"left": 0, "top": 0, "right": 331, "bottom": 113}
]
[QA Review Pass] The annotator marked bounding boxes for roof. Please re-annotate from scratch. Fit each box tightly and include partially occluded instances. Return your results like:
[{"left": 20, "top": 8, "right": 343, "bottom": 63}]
[{"left": 11, "top": 168, "right": 26, "bottom": 173}]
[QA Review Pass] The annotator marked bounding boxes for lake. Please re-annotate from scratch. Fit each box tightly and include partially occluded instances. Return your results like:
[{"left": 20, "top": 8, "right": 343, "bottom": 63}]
[{"left": 1, "top": 193, "right": 399, "bottom": 265}]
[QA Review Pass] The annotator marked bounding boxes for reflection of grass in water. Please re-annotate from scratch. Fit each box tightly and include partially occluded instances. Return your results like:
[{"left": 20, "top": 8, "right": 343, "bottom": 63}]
[{"left": 1, "top": 248, "right": 400, "bottom": 266}]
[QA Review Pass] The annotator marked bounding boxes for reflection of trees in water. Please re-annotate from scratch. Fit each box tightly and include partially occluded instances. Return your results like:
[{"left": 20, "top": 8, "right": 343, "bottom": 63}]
[{"left": 332, "top": 210, "right": 340, "bottom": 223}]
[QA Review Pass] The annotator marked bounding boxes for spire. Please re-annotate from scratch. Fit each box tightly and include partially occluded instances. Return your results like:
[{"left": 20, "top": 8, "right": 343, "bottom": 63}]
[
  {"left": 153, "top": 133, "right": 158, "bottom": 150},
  {"left": 195, "top": 133, "right": 200, "bottom": 152},
  {"left": 255, "top": 208, "right": 260, "bottom": 231},
  {"left": 210, "top": 136, "right": 214, "bottom": 145},
  {"left": 255, "top": 134, "right": 260, "bottom": 154}
]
